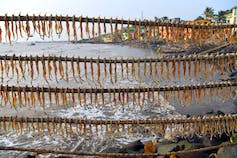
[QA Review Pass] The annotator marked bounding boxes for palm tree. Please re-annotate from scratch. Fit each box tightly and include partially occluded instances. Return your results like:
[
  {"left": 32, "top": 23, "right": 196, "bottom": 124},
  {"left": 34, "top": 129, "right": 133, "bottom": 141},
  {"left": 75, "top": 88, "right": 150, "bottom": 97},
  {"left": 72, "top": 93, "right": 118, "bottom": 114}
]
[
  {"left": 217, "top": 11, "right": 226, "bottom": 22},
  {"left": 203, "top": 7, "right": 214, "bottom": 20},
  {"left": 195, "top": 16, "right": 204, "bottom": 20}
]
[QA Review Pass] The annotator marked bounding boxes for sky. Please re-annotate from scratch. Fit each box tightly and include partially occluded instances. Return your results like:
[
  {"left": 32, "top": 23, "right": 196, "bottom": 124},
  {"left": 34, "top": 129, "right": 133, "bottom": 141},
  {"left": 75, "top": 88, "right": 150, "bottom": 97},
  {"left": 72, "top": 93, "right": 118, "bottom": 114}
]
[{"left": 0, "top": 0, "right": 236, "bottom": 20}]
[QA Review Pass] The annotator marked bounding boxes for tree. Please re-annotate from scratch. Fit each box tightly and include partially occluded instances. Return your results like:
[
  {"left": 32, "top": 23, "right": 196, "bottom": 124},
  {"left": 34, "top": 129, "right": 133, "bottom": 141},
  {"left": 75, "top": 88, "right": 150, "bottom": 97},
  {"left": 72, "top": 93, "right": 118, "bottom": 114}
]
[
  {"left": 203, "top": 7, "right": 214, "bottom": 20},
  {"left": 217, "top": 10, "right": 226, "bottom": 22},
  {"left": 161, "top": 16, "right": 168, "bottom": 22},
  {"left": 195, "top": 16, "right": 204, "bottom": 20}
]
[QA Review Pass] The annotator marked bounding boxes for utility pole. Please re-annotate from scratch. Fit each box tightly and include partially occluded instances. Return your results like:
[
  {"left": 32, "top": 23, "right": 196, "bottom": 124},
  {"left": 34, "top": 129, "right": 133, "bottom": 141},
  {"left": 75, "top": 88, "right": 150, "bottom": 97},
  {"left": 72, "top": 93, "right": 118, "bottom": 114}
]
[{"left": 141, "top": 10, "right": 144, "bottom": 20}]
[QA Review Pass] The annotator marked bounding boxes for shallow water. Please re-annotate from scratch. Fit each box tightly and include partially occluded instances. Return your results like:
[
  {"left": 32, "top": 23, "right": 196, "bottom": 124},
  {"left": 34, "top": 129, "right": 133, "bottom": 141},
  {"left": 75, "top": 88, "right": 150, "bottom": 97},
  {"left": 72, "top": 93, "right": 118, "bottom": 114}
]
[{"left": 0, "top": 42, "right": 236, "bottom": 157}]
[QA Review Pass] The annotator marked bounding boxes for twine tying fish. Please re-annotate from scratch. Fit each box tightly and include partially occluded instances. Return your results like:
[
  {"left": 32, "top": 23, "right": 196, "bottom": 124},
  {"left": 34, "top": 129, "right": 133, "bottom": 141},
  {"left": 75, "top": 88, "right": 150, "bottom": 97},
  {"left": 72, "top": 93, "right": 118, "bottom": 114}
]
[
  {"left": 0, "top": 114, "right": 236, "bottom": 137},
  {"left": 0, "top": 14, "right": 236, "bottom": 43},
  {"left": 0, "top": 80, "right": 235, "bottom": 109},
  {"left": 0, "top": 52, "right": 236, "bottom": 83}
]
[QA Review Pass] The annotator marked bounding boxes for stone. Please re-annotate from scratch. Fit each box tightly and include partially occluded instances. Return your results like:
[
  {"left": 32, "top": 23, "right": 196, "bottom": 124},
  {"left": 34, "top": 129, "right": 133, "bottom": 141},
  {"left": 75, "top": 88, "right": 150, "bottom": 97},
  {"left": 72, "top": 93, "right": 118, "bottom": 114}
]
[
  {"left": 119, "top": 140, "right": 144, "bottom": 153},
  {"left": 216, "top": 143, "right": 237, "bottom": 158}
]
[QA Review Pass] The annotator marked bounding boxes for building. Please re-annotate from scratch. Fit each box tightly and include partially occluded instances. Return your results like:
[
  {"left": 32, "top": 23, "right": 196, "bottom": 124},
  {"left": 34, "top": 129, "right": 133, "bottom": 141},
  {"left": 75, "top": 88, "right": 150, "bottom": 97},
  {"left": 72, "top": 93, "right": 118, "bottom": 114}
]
[{"left": 225, "top": 6, "right": 237, "bottom": 24}]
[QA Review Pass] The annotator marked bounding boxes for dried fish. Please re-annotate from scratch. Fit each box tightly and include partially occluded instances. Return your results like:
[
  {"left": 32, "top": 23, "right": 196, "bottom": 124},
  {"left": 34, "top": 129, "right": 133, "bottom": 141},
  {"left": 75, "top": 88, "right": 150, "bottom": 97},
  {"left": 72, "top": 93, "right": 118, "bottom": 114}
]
[
  {"left": 166, "top": 60, "right": 170, "bottom": 80},
  {"left": 79, "top": 16, "right": 83, "bottom": 39},
  {"left": 132, "top": 59, "right": 135, "bottom": 80},
  {"left": 104, "top": 17, "right": 107, "bottom": 34},
  {"left": 11, "top": 14, "right": 15, "bottom": 40},
  {"left": 76, "top": 57, "right": 81, "bottom": 82},
  {"left": 84, "top": 57, "right": 88, "bottom": 80},
  {"left": 109, "top": 59, "right": 113, "bottom": 83},
  {"left": 65, "top": 57, "right": 69, "bottom": 82},
  {"left": 97, "top": 58, "right": 101, "bottom": 82},
  {"left": 66, "top": 15, "right": 70, "bottom": 41},
  {"left": 72, "top": 15, "right": 77, "bottom": 41},
  {"left": 110, "top": 17, "right": 113, "bottom": 38},
  {"left": 149, "top": 59, "right": 153, "bottom": 80},
  {"left": 71, "top": 57, "right": 77, "bottom": 82},
  {"left": 90, "top": 58, "right": 94, "bottom": 81},
  {"left": 53, "top": 56, "right": 58, "bottom": 82},
  {"left": 85, "top": 16, "right": 90, "bottom": 38},
  {"left": 92, "top": 17, "right": 95, "bottom": 38},
  {"left": 98, "top": 16, "right": 101, "bottom": 36},
  {"left": 104, "top": 58, "right": 107, "bottom": 79},
  {"left": 41, "top": 55, "right": 47, "bottom": 80},
  {"left": 0, "top": 27, "right": 2, "bottom": 43},
  {"left": 59, "top": 56, "right": 64, "bottom": 80}
]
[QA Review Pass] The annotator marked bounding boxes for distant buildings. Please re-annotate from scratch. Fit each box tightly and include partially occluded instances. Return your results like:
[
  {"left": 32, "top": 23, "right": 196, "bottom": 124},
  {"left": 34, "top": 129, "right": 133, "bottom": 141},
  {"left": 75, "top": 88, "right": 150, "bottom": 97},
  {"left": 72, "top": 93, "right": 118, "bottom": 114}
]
[{"left": 224, "top": 6, "right": 237, "bottom": 24}]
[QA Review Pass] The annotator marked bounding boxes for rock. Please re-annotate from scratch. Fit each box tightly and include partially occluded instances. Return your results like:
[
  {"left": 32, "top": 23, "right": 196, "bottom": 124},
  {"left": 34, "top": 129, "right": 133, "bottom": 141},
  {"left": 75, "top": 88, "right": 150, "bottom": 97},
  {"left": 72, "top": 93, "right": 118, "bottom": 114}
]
[
  {"left": 119, "top": 140, "right": 144, "bottom": 153},
  {"left": 201, "top": 134, "right": 229, "bottom": 147},
  {"left": 157, "top": 140, "right": 204, "bottom": 158},
  {"left": 25, "top": 155, "right": 36, "bottom": 158},
  {"left": 103, "top": 146, "right": 122, "bottom": 153},
  {"left": 216, "top": 143, "right": 237, "bottom": 158},
  {"left": 144, "top": 140, "right": 157, "bottom": 158}
]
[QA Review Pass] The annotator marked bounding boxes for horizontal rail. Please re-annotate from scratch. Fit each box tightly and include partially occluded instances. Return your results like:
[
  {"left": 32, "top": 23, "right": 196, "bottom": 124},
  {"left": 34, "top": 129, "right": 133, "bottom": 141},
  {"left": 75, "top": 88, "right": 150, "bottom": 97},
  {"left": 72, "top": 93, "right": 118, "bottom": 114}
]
[
  {"left": 0, "top": 52, "right": 236, "bottom": 63},
  {"left": 0, "top": 114, "right": 236, "bottom": 124},
  {"left": 0, "top": 14, "right": 236, "bottom": 29},
  {"left": 0, "top": 142, "right": 236, "bottom": 157},
  {"left": 0, "top": 80, "right": 236, "bottom": 93}
]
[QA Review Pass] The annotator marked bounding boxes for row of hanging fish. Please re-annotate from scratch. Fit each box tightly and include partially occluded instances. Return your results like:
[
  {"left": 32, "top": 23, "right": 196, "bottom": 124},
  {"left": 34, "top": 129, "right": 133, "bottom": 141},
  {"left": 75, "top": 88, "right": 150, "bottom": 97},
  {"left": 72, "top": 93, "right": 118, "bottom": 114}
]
[
  {"left": 0, "top": 114, "right": 236, "bottom": 137},
  {"left": 0, "top": 53, "right": 236, "bottom": 83},
  {"left": 0, "top": 14, "right": 235, "bottom": 44},
  {"left": 0, "top": 80, "right": 235, "bottom": 109}
]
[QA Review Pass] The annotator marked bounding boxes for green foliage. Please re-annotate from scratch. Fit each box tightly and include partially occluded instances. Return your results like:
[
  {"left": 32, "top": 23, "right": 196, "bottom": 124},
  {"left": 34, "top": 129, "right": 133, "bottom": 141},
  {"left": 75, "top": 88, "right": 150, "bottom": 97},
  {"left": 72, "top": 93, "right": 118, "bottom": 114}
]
[
  {"left": 204, "top": 7, "right": 214, "bottom": 19},
  {"left": 196, "top": 16, "right": 204, "bottom": 20}
]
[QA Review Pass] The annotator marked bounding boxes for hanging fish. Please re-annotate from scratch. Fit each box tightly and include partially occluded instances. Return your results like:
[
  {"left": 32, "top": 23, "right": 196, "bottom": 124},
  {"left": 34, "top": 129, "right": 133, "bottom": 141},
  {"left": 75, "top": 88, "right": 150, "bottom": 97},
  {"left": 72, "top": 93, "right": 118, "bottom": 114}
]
[
  {"left": 76, "top": 57, "right": 81, "bottom": 82},
  {"left": 0, "top": 27, "right": 2, "bottom": 43},
  {"left": 98, "top": 16, "right": 101, "bottom": 37},
  {"left": 10, "top": 55, "right": 15, "bottom": 79},
  {"left": 25, "top": 14, "right": 30, "bottom": 39},
  {"left": 84, "top": 57, "right": 88, "bottom": 80},
  {"left": 109, "top": 59, "right": 113, "bottom": 83},
  {"left": 35, "top": 56, "right": 39, "bottom": 78},
  {"left": 79, "top": 16, "right": 83, "bottom": 40},
  {"left": 103, "top": 17, "right": 107, "bottom": 34},
  {"left": 92, "top": 17, "right": 95, "bottom": 38},
  {"left": 18, "top": 13, "right": 23, "bottom": 38},
  {"left": 29, "top": 55, "right": 34, "bottom": 80},
  {"left": 59, "top": 56, "right": 64, "bottom": 80},
  {"left": 85, "top": 16, "right": 90, "bottom": 39},
  {"left": 41, "top": 55, "right": 47, "bottom": 81},
  {"left": 11, "top": 14, "right": 15, "bottom": 40},
  {"left": 66, "top": 15, "right": 70, "bottom": 41},
  {"left": 47, "top": 55, "right": 52, "bottom": 80},
  {"left": 53, "top": 56, "right": 58, "bottom": 82},
  {"left": 48, "top": 14, "right": 53, "bottom": 38},
  {"left": 4, "top": 14, "right": 11, "bottom": 44},
  {"left": 110, "top": 17, "right": 113, "bottom": 39},
  {"left": 97, "top": 58, "right": 101, "bottom": 82},
  {"left": 32, "top": 14, "right": 37, "bottom": 33},
  {"left": 71, "top": 57, "right": 77, "bottom": 82},
  {"left": 72, "top": 15, "right": 77, "bottom": 41},
  {"left": 90, "top": 58, "right": 94, "bottom": 81},
  {"left": 65, "top": 57, "right": 69, "bottom": 82},
  {"left": 104, "top": 58, "right": 107, "bottom": 80}
]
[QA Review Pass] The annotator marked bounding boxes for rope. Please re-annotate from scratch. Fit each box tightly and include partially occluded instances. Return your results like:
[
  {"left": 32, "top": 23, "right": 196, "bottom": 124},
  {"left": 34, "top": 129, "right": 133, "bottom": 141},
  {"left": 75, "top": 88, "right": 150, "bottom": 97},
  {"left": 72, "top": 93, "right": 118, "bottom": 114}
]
[
  {"left": 0, "top": 51, "right": 236, "bottom": 63},
  {"left": 0, "top": 142, "right": 236, "bottom": 157},
  {"left": 0, "top": 14, "right": 236, "bottom": 29},
  {"left": 0, "top": 80, "right": 236, "bottom": 93},
  {"left": 0, "top": 114, "right": 236, "bottom": 124}
]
